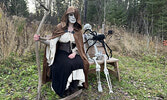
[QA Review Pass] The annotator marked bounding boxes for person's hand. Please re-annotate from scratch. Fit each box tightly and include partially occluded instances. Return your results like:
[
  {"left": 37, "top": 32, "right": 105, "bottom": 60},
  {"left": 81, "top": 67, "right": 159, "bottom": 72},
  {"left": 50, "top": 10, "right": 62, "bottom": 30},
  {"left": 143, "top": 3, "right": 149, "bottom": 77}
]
[
  {"left": 34, "top": 34, "right": 40, "bottom": 41},
  {"left": 68, "top": 52, "right": 76, "bottom": 59}
]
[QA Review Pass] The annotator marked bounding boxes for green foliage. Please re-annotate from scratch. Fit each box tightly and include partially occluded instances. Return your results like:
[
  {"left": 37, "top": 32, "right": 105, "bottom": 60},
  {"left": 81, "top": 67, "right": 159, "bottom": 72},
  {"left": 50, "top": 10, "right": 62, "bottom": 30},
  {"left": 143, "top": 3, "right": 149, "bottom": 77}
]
[
  {"left": 1, "top": 0, "right": 29, "bottom": 17},
  {"left": 87, "top": 4, "right": 98, "bottom": 24},
  {"left": 86, "top": 0, "right": 104, "bottom": 25},
  {"left": 16, "top": 20, "right": 26, "bottom": 36},
  {"left": 0, "top": 52, "right": 22, "bottom": 68},
  {"left": 115, "top": 55, "right": 167, "bottom": 99},
  {"left": 0, "top": 52, "right": 38, "bottom": 99},
  {"left": 10, "top": 0, "right": 29, "bottom": 17},
  {"left": 106, "top": 1, "right": 127, "bottom": 26},
  {"left": 0, "top": 51, "right": 167, "bottom": 99},
  {"left": 144, "top": 0, "right": 167, "bottom": 36},
  {"left": 93, "top": 0, "right": 167, "bottom": 38}
]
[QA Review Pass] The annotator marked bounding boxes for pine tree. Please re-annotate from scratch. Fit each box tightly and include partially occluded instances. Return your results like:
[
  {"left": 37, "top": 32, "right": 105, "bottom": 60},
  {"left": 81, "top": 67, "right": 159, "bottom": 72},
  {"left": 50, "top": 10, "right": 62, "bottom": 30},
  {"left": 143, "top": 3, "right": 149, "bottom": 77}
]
[{"left": 8, "top": 0, "right": 29, "bottom": 17}]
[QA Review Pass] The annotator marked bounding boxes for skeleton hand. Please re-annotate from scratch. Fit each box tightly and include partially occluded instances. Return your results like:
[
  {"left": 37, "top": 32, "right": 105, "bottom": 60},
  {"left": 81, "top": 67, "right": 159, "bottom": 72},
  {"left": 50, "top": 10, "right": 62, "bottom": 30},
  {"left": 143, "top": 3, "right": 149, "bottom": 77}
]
[{"left": 68, "top": 52, "right": 76, "bottom": 59}]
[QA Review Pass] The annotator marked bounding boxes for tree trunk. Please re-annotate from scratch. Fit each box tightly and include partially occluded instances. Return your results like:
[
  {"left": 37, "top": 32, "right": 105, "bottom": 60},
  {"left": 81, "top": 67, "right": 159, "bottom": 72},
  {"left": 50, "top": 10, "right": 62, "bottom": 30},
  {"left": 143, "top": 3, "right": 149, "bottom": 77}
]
[{"left": 84, "top": 0, "right": 87, "bottom": 24}]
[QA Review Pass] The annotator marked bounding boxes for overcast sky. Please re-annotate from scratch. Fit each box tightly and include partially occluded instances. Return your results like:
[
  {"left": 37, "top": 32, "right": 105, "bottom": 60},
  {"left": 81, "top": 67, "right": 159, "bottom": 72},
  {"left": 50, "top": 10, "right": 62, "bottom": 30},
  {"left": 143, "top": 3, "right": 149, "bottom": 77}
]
[{"left": 27, "top": 0, "right": 36, "bottom": 13}]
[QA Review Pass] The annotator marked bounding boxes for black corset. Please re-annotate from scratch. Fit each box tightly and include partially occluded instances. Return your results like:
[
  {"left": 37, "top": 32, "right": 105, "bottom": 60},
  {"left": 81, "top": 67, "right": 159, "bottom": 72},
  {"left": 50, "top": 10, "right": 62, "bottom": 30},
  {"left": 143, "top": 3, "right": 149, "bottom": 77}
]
[{"left": 58, "top": 42, "right": 76, "bottom": 53}]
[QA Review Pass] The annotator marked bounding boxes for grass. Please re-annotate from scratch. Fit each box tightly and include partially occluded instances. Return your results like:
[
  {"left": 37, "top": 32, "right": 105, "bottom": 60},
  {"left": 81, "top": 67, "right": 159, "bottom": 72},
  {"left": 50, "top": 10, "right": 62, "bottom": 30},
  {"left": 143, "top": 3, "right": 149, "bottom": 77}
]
[
  {"left": 0, "top": 52, "right": 167, "bottom": 100},
  {"left": 116, "top": 55, "right": 167, "bottom": 99}
]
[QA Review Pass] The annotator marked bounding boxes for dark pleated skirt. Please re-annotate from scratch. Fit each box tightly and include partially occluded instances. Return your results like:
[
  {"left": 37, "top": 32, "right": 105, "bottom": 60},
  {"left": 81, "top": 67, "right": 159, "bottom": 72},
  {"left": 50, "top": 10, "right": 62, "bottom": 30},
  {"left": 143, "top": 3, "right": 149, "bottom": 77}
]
[{"left": 50, "top": 50, "right": 84, "bottom": 97}]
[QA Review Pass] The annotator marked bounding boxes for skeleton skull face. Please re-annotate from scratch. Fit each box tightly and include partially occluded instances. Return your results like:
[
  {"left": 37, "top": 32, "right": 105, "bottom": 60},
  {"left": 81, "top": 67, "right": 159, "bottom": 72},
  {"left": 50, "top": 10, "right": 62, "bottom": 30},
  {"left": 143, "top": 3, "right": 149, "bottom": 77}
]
[{"left": 68, "top": 13, "right": 76, "bottom": 24}]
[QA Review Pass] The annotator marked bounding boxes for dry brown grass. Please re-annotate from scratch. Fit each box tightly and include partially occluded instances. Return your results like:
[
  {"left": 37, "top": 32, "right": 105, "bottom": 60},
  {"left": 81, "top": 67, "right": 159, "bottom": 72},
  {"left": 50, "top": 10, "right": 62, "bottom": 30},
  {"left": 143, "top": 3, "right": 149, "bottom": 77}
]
[
  {"left": 1, "top": 7, "right": 166, "bottom": 60},
  {"left": 105, "top": 26, "right": 167, "bottom": 57},
  {"left": 0, "top": 8, "right": 53, "bottom": 59}
]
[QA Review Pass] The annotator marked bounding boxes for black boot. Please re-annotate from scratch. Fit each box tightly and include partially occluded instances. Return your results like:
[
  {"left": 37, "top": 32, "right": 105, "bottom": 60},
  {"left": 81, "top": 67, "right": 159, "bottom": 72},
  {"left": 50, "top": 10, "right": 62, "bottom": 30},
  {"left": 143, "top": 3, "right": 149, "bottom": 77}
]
[
  {"left": 69, "top": 80, "right": 79, "bottom": 94},
  {"left": 63, "top": 89, "right": 70, "bottom": 97}
]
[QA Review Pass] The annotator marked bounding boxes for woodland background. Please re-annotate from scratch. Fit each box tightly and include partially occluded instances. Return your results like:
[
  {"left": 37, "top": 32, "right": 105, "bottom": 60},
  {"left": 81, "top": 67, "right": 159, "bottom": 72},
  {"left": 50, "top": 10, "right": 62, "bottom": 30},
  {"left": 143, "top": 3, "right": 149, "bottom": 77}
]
[
  {"left": 0, "top": 0, "right": 167, "bottom": 58},
  {"left": 0, "top": 0, "right": 167, "bottom": 100}
]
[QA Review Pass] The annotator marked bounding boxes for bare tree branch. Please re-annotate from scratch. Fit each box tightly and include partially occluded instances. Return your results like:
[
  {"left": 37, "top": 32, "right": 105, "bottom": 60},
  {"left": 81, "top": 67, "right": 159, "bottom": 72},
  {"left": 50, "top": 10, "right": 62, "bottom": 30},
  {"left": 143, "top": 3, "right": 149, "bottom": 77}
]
[
  {"left": 36, "top": 0, "right": 49, "bottom": 11},
  {"left": 35, "top": 0, "right": 52, "bottom": 100}
]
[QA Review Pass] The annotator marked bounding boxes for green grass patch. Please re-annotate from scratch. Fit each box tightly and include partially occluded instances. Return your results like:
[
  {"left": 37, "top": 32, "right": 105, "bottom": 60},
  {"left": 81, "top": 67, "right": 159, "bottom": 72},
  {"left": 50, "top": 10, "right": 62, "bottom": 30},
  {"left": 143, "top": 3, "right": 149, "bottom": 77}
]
[
  {"left": 115, "top": 55, "right": 167, "bottom": 99},
  {"left": 0, "top": 52, "right": 166, "bottom": 99}
]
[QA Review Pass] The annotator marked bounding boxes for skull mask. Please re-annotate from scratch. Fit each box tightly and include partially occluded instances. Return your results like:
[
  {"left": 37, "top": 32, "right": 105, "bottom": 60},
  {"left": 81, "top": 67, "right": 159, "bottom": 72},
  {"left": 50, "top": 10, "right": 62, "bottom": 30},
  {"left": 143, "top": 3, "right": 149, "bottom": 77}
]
[{"left": 68, "top": 13, "right": 76, "bottom": 24}]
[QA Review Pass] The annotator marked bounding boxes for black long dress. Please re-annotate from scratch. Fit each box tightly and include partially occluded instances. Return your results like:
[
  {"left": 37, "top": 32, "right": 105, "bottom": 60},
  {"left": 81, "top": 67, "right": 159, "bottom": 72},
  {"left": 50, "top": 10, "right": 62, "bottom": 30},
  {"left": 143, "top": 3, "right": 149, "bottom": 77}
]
[{"left": 50, "top": 42, "right": 84, "bottom": 97}]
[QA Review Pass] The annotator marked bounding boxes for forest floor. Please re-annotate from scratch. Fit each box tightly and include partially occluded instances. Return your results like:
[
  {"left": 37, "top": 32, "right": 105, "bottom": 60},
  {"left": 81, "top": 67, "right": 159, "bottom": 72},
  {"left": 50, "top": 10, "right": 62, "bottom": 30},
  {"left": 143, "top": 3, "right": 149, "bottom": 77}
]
[{"left": 0, "top": 51, "right": 167, "bottom": 100}]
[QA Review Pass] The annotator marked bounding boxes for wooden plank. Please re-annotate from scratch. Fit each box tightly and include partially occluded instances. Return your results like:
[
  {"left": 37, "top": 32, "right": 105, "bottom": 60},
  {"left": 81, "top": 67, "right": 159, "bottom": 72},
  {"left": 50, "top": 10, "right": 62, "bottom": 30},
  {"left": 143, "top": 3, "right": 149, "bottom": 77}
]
[
  {"left": 59, "top": 89, "right": 82, "bottom": 100},
  {"left": 114, "top": 62, "right": 120, "bottom": 81},
  {"left": 89, "top": 57, "right": 119, "bottom": 65}
]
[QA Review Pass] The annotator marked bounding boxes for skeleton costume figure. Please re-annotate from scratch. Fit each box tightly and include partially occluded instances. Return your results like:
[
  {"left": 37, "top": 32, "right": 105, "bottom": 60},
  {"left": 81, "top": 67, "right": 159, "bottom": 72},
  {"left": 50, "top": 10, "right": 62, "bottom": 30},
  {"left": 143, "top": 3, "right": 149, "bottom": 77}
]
[{"left": 34, "top": 6, "right": 89, "bottom": 97}]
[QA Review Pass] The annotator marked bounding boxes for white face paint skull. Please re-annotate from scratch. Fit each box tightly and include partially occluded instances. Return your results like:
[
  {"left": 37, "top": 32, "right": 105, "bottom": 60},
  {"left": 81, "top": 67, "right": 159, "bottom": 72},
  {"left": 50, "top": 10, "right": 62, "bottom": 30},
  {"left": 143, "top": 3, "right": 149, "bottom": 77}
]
[{"left": 68, "top": 13, "right": 76, "bottom": 24}]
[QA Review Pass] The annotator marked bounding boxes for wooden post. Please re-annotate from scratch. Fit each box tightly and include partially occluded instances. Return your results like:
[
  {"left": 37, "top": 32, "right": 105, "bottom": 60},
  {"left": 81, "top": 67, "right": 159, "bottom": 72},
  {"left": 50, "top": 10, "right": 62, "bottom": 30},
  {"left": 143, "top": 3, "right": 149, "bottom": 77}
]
[{"left": 154, "top": 36, "right": 158, "bottom": 56}]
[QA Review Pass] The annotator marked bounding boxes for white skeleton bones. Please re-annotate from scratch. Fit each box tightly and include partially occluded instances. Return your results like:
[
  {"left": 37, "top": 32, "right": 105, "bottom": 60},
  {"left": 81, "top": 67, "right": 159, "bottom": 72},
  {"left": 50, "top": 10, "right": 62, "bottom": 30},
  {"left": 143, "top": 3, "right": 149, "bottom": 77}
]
[
  {"left": 83, "top": 24, "right": 113, "bottom": 93},
  {"left": 92, "top": 57, "right": 103, "bottom": 92}
]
